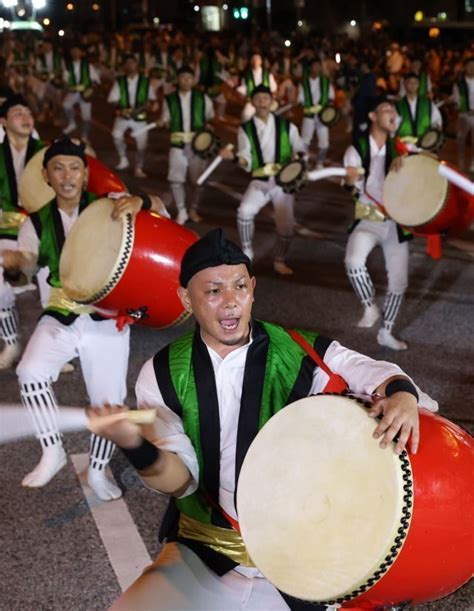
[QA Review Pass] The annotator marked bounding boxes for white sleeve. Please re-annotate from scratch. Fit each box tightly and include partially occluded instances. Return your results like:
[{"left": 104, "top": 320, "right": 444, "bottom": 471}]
[
  {"left": 89, "top": 64, "right": 101, "bottom": 84},
  {"left": 452, "top": 84, "right": 461, "bottom": 109},
  {"left": 107, "top": 81, "right": 120, "bottom": 104},
  {"left": 204, "top": 94, "right": 215, "bottom": 121},
  {"left": 161, "top": 97, "right": 171, "bottom": 124},
  {"left": 297, "top": 84, "right": 304, "bottom": 104},
  {"left": 343, "top": 145, "right": 365, "bottom": 191},
  {"left": 17, "top": 217, "right": 40, "bottom": 261},
  {"left": 269, "top": 73, "right": 277, "bottom": 93},
  {"left": 135, "top": 358, "right": 199, "bottom": 497},
  {"left": 148, "top": 85, "right": 157, "bottom": 102},
  {"left": 289, "top": 122, "right": 306, "bottom": 156},
  {"left": 329, "top": 83, "right": 335, "bottom": 101},
  {"left": 309, "top": 340, "right": 438, "bottom": 412},
  {"left": 236, "top": 78, "right": 247, "bottom": 96},
  {"left": 237, "top": 126, "right": 252, "bottom": 172},
  {"left": 431, "top": 103, "right": 442, "bottom": 130}
]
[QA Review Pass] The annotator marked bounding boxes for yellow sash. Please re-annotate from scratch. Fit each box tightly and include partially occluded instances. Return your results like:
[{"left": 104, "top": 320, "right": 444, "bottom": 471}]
[
  {"left": 46, "top": 287, "right": 95, "bottom": 315},
  {"left": 304, "top": 104, "right": 322, "bottom": 115},
  {"left": 0, "top": 211, "right": 27, "bottom": 231},
  {"left": 170, "top": 131, "right": 195, "bottom": 145},
  {"left": 252, "top": 162, "right": 282, "bottom": 178},
  {"left": 354, "top": 200, "right": 386, "bottom": 222}
]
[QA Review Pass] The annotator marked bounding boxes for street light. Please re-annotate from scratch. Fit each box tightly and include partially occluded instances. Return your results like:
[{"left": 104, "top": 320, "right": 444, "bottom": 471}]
[
  {"left": 1, "top": 0, "right": 18, "bottom": 7},
  {"left": 32, "top": 0, "right": 46, "bottom": 8}
]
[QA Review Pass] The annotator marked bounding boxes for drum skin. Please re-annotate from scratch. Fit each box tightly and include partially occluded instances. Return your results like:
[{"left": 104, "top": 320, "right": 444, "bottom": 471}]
[
  {"left": 345, "top": 409, "right": 474, "bottom": 608},
  {"left": 92, "top": 212, "right": 197, "bottom": 329},
  {"left": 87, "top": 155, "right": 126, "bottom": 195}
]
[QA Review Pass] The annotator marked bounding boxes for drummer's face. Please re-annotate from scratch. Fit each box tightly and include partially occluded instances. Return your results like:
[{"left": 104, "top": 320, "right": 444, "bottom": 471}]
[
  {"left": 371, "top": 103, "right": 397, "bottom": 133},
  {"left": 179, "top": 264, "right": 255, "bottom": 358},
  {"left": 43, "top": 155, "right": 88, "bottom": 201},
  {"left": 178, "top": 73, "right": 194, "bottom": 92},
  {"left": 252, "top": 93, "right": 273, "bottom": 116},
  {"left": 405, "top": 77, "right": 419, "bottom": 96},
  {"left": 3, "top": 105, "right": 34, "bottom": 137}
]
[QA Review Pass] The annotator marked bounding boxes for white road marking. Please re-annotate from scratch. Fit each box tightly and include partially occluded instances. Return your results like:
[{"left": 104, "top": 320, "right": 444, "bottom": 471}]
[{"left": 71, "top": 453, "right": 151, "bottom": 593}]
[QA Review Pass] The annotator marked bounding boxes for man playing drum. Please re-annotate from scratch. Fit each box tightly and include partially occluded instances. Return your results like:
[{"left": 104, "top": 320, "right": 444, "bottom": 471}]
[
  {"left": 297, "top": 58, "right": 335, "bottom": 169},
  {"left": 220, "top": 84, "right": 307, "bottom": 276},
  {"left": 236, "top": 52, "right": 278, "bottom": 122},
  {"left": 0, "top": 138, "right": 167, "bottom": 501},
  {"left": 87, "top": 228, "right": 437, "bottom": 610},
  {"left": 343, "top": 96, "right": 412, "bottom": 351},
  {"left": 161, "top": 65, "right": 215, "bottom": 225},
  {"left": 107, "top": 53, "right": 157, "bottom": 178},
  {"left": 0, "top": 95, "right": 45, "bottom": 369}
]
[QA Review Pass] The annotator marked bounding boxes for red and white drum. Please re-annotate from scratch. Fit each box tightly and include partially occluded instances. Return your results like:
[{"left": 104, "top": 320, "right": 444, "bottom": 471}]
[
  {"left": 237, "top": 394, "right": 474, "bottom": 608},
  {"left": 19, "top": 147, "right": 126, "bottom": 213},
  {"left": 60, "top": 198, "right": 197, "bottom": 328},
  {"left": 383, "top": 154, "right": 474, "bottom": 237}
]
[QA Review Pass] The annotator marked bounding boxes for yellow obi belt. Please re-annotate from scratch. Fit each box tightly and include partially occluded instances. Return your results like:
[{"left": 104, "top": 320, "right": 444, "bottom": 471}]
[
  {"left": 0, "top": 210, "right": 28, "bottom": 231},
  {"left": 252, "top": 163, "right": 282, "bottom": 178},
  {"left": 170, "top": 131, "right": 196, "bottom": 145},
  {"left": 47, "top": 287, "right": 95, "bottom": 315},
  {"left": 303, "top": 104, "right": 322, "bottom": 116},
  {"left": 355, "top": 200, "right": 386, "bottom": 222}
]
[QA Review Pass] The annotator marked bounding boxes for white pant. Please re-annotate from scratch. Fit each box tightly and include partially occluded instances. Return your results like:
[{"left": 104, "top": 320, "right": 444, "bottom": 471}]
[
  {"left": 0, "top": 238, "right": 16, "bottom": 309},
  {"left": 238, "top": 177, "right": 295, "bottom": 236},
  {"left": 111, "top": 542, "right": 290, "bottom": 611},
  {"left": 301, "top": 116, "right": 329, "bottom": 150},
  {"left": 112, "top": 117, "right": 149, "bottom": 160},
  {"left": 17, "top": 315, "right": 129, "bottom": 406},
  {"left": 63, "top": 92, "right": 92, "bottom": 122},
  {"left": 167, "top": 145, "right": 208, "bottom": 185},
  {"left": 345, "top": 219, "right": 409, "bottom": 294}
]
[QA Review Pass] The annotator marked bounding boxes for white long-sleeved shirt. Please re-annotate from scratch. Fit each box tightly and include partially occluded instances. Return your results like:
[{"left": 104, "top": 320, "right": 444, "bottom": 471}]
[
  {"left": 161, "top": 90, "right": 215, "bottom": 131},
  {"left": 237, "top": 113, "right": 306, "bottom": 173},
  {"left": 343, "top": 136, "right": 388, "bottom": 206},
  {"left": 18, "top": 208, "right": 79, "bottom": 261},
  {"left": 452, "top": 77, "right": 474, "bottom": 113},
  {"left": 395, "top": 95, "right": 442, "bottom": 131},
  {"left": 63, "top": 60, "right": 100, "bottom": 86},
  {"left": 107, "top": 74, "right": 156, "bottom": 106},
  {"left": 297, "top": 76, "right": 335, "bottom": 106},
  {"left": 236, "top": 68, "right": 277, "bottom": 96}
]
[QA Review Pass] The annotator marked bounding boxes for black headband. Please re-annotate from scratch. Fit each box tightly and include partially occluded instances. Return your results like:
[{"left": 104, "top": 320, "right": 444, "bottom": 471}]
[
  {"left": 251, "top": 84, "right": 272, "bottom": 98},
  {"left": 42, "top": 138, "right": 88, "bottom": 168},
  {"left": 0, "top": 94, "right": 31, "bottom": 118},
  {"left": 179, "top": 228, "right": 252, "bottom": 288}
]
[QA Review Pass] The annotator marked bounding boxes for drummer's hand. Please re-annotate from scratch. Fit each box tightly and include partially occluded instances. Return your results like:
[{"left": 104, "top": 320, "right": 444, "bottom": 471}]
[
  {"left": 219, "top": 146, "right": 236, "bottom": 161},
  {"left": 111, "top": 195, "right": 143, "bottom": 222},
  {"left": 389, "top": 156, "right": 405, "bottom": 173},
  {"left": 1, "top": 249, "right": 36, "bottom": 272},
  {"left": 86, "top": 404, "right": 142, "bottom": 449},
  {"left": 345, "top": 166, "right": 360, "bottom": 185},
  {"left": 367, "top": 393, "right": 419, "bottom": 455}
]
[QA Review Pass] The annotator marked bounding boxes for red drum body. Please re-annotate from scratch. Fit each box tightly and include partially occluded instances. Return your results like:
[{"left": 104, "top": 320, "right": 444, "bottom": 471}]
[
  {"left": 383, "top": 155, "right": 474, "bottom": 237},
  {"left": 86, "top": 155, "right": 126, "bottom": 196},
  {"left": 237, "top": 395, "right": 474, "bottom": 609},
  {"left": 60, "top": 198, "right": 197, "bottom": 328}
]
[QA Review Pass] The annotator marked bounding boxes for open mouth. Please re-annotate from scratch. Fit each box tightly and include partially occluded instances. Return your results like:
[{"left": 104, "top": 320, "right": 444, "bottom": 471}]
[
  {"left": 61, "top": 183, "right": 76, "bottom": 192},
  {"left": 219, "top": 318, "right": 240, "bottom": 331}
]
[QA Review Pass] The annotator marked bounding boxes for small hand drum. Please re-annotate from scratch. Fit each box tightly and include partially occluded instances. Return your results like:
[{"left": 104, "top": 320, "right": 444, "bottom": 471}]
[
  {"left": 275, "top": 160, "right": 307, "bottom": 194},
  {"left": 419, "top": 128, "right": 444, "bottom": 152},
  {"left": 191, "top": 129, "right": 221, "bottom": 160},
  {"left": 81, "top": 87, "right": 95, "bottom": 101},
  {"left": 318, "top": 104, "right": 341, "bottom": 128}
]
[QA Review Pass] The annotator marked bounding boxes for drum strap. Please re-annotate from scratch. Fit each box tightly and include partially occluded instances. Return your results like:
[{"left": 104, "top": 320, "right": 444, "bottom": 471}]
[{"left": 286, "top": 329, "right": 348, "bottom": 393}]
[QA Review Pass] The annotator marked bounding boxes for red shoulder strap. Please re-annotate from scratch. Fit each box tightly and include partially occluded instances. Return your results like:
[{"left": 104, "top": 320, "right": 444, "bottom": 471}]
[{"left": 286, "top": 329, "right": 349, "bottom": 394}]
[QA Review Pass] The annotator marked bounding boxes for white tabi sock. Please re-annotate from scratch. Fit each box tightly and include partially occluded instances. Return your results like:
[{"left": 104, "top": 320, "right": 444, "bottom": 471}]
[{"left": 88, "top": 434, "right": 122, "bottom": 501}]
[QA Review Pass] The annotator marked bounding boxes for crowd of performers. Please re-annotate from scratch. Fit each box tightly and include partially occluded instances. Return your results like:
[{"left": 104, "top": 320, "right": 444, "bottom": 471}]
[{"left": 0, "top": 26, "right": 472, "bottom": 610}]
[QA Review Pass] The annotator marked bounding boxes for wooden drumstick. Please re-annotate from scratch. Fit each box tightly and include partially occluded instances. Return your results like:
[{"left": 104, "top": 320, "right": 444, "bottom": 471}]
[
  {"left": 87, "top": 409, "right": 157, "bottom": 434},
  {"left": 132, "top": 120, "right": 165, "bottom": 139},
  {"left": 197, "top": 144, "right": 234, "bottom": 186},
  {"left": 306, "top": 166, "right": 365, "bottom": 182},
  {"left": 438, "top": 163, "right": 474, "bottom": 196}
]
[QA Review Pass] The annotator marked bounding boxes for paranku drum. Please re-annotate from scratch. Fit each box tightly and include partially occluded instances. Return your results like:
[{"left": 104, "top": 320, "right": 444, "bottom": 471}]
[
  {"left": 19, "top": 147, "right": 126, "bottom": 213},
  {"left": 383, "top": 154, "right": 474, "bottom": 236},
  {"left": 191, "top": 129, "right": 221, "bottom": 160},
  {"left": 275, "top": 160, "right": 307, "bottom": 194},
  {"left": 318, "top": 104, "right": 341, "bottom": 128},
  {"left": 60, "top": 198, "right": 197, "bottom": 328},
  {"left": 419, "top": 128, "right": 444, "bottom": 152},
  {"left": 237, "top": 395, "right": 473, "bottom": 608}
]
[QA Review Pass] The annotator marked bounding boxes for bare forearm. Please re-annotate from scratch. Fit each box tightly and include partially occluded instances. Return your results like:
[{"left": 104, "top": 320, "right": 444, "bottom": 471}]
[{"left": 140, "top": 448, "right": 193, "bottom": 496}]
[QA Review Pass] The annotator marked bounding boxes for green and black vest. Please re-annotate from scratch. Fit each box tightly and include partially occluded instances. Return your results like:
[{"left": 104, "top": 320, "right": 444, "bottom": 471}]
[
  {"left": 199, "top": 49, "right": 222, "bottom": 96},
  {"left": 29, "top": 192, "right": 100, "bottom": 324},
  {"left": 418, "top": 71, "right": 429, "bottom": 97},
  {"left": 396, "top": 95, "right": 432, "bottom": 140},
  {"left": 0, "top": 136, "right": 45, "bottom": 240},
  {"left": 457, "top": 78, "right": 471, "bottom": 113},
  {"left": 243, "top": 69, "right": 270, "bottom": 96},
  {"left": 166, "top": 89, "right": 206, "bottom": 146},
  {"left": 302, "top": 74, "right": 330, "bottom": 117},
  {"left": 38, "top": 52, "right": 62, "bottom": 75},
  {"left": 117, "top": 74, "right": 150, "bottom": 112},
  {"left": 66, "top": 59, "right": 92, "bottom": 89},
  {"left": 153, "top": 319, "right": 333, "bottom": 570},
  {"left": 353, "top": 135, "right": 412, "bottom": 242},
  {"left": 242, "top": 115, "right": 292, "bottom": 174}
]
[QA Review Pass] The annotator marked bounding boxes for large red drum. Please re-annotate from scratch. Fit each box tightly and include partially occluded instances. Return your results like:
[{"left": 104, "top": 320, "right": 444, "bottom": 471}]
[
  {"left": 59, "top": 198, "right": 197, "bottom": 328},
  {"left": 383, "top": 155, "right": 474, "bottom": 237},
  {"left": 19, "top": 148, "right": 126, "bottom": 213},
  {"left": 237, "top": 395, "right": 474, "bottom": 608}
]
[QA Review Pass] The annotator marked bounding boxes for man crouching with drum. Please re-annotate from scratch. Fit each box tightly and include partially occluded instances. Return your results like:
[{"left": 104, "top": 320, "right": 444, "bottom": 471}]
[
  {"left": 87, "top": 228, "right": 437, "bottom": 610},
  {"left": 0, "top": 137, "right": 167, "bottom": 501}
]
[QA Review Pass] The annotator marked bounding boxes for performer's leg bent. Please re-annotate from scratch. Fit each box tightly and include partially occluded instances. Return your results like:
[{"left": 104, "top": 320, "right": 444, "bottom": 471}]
[
  {"left": 111, "top": 542, "right": 290, "bottom": 610},
  {"left": 314, "top": 119, "right": 329, "bottom": 167},
  {"left": 0, "top": 241, "right": 21, "bottom": 368},
  {"left": 16, "top": 316, "right": 78, "bottom": 487},
  {"left": 237, "top": 182, "right": 270, "bottom": 260},
  {"left": 112, "top": 118, "right": 131, "bottom": 169},
  {"left": 78, "top": 317, "right": 130, "bottom": 501},
  {"left": 134, "top": 124, "right": 149, "bottom": 176},
  {"left": 345, "top": 222, "right": 381, "bottom": 327},
  {"left": 301, "top": 117, "right": 316, "bottom": 150},
  {"left": 63, "top": 92, "right": 78, "bottom": 133},
  {"left": 188, "top": 156, "right": 208, "bottom": 222},
  {"left": 168, "top": 148, "right": 190, "bottom": 224},
  {"left": 79, "top": 100, "right": 92, "bottom": 141},
  {"left": 272, "top": 188, "right": 295, "bottom": 275}
]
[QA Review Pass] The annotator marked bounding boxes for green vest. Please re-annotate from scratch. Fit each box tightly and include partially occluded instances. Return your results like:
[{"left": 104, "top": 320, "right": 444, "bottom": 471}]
[
  {"left": 117, "top": 75, "right": 150, "bottom": 111},
  {"left": 166, "top": 90, "right": 206, "bottom": 146},
  {"left": 302, "top": 74, "right": 330, "bottom": 117},
  {"left": 29, "top": 192, "right": 96, "bottom": 319},
  {"left": 67, "top": 59, "right": 92, "bottom": 88},
  {"left": 396, "top": 95, "right": 432, "bottom": 140},
  {"left": 242, "top": 115, "right": 292, "bottom": 172},
  {"left": 418, "top": 72, "right": 428, "bottom": 97},
  {"left": 0, "top": 137, "right": 45, "bottom": 239},
  {"left": 153, "top": 320, "right": 324, "bottom": 528},
  {"left": 39, "top": 52, "right": 62, "bottom": 75},
  {"left": 458, "top": 78, "right": 471, "bottom": 113},
  {"left": 244, "top": 69, "right": 270, "bottom": 96}
]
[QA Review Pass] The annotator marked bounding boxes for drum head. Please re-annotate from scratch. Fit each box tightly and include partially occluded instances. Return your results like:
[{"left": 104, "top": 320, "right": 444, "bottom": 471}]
[
  {"left": 60, "top": 198, "right": 127, "bottom": 303},
  {"left": 383, "top": 155, "right": 447, "bottom": 227},
  {"left": 419, "top": 130, "right": 442, "bottom": 151},
  {"left": 237, "top": 395, "right": 412, "bottom": 603},
  {"left": 192, "top": 130, "right": 214, "bottom": 153},
  {"left": 319, "top": 106, "right": 339, "bottom": 127},
  {"left": 278, "top": 161, "right": 304, "bottom": 185}
]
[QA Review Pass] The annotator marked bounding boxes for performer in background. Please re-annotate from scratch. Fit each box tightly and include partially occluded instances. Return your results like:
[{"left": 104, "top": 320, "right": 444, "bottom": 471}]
[
  {"left": 0, "top": 95, "right": 44, "bottom": 369},
  {"left": 452, "top": 57, "right": 474, "bottom": 172},
  {"left": 1, "top": 138, "right": 166, "bottom": 500},
  {"left": 107, "top": 53, "right": 156, "bottom": 178},
  {"left": 343, "top": 96, "right": 412, "bottom": 351},
  {"left": 220, "top": 85, "right": 306, "bottom": 276},
  {"left": 236, "top": 52, "right": 278, "bottom": 122},
  {"left": 161, "top": 65, "right": 214, "bottom": 225},
  {"left": 88, "top": 229, "right": 437, "bottom": 610}
]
